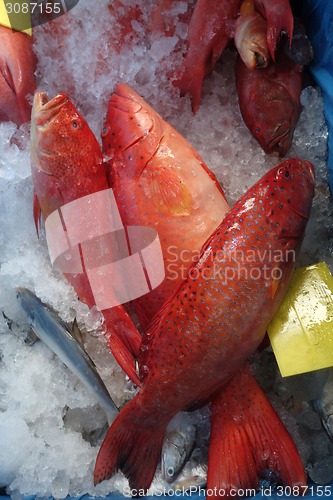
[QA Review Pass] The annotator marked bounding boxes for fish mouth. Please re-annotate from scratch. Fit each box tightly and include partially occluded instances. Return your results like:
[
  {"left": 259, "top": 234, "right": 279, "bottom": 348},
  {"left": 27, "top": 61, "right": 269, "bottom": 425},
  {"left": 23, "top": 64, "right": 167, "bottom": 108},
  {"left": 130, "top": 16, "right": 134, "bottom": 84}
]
[
  {"left": 266, "top": 127, "right": 291, "bottom": 157},
  {"left": 32, "top": 91, "right": 69, "bottom": 127}
]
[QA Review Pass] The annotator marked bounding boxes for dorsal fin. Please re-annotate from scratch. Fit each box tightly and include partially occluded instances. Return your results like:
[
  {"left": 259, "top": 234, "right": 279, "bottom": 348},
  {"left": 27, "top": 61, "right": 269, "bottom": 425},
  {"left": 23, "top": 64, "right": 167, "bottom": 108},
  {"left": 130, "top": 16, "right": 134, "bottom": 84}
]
[{"left": 71, "top": 317, "right": 85, "bottom": 348}]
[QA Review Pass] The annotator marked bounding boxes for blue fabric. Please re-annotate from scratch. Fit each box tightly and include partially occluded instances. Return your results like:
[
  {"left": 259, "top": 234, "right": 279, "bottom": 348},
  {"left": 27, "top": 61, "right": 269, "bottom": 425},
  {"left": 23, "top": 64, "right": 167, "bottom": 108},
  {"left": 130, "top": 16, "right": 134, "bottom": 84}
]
[{"left": 303, "top": 0, "right": 333, "bottom": 191}]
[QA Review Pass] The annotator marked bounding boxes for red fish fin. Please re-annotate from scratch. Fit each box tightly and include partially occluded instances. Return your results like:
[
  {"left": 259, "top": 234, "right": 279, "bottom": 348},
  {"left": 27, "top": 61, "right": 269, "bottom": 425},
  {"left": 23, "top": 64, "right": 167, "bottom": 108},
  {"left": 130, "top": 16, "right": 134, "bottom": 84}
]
[
  {"left": 94, "top": 396, "right": 166, "bottom": 489},
  {"left": 207, "top": 366, "right": 306, "bottom": 498},
  {"left": 103, "top": 306, "right": 142, "bottom": 387},
  {"left": 266, "top": 8, "right": 294, "bottom": 60},
  {"left": 174, "top": 67, "right": 205, "bottom": 113},
  {"left": 147, "top": 165, "right": 194, "bottom": 216},
  {"left": 33, "top": 192, "right": 41, "bottom": 236},
  {"left": 108, "top": 333, "right": 141, "bottom": 387}
]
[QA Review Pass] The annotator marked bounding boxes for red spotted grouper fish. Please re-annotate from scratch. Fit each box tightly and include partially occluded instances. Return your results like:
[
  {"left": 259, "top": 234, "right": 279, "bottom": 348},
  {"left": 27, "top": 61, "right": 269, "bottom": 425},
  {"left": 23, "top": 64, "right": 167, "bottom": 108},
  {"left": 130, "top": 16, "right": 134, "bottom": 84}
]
[
  {"left": 94, "top": 158, "right": 315, "bottom": 491},
  {"left": 30, "top": 91, "right": 142, "bottom": 385}
]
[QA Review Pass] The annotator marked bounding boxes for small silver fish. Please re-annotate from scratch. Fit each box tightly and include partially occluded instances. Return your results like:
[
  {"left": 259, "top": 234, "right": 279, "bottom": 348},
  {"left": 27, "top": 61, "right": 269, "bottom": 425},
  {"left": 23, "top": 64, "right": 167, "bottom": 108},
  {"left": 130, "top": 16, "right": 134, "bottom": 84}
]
[
  {"left": 162, "top": 412, "right": 196, "bottom": 483},
  {"left": 16, "top": 288, "right": 118, "bottom": 424}
]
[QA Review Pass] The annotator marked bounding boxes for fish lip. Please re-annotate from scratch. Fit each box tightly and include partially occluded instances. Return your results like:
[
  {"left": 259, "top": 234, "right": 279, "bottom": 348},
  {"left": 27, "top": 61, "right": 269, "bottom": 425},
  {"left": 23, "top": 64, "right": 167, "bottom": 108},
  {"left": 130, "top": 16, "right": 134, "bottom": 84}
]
[
  {"left": 32, "top": 91, "right": 69, "bottom": 127},
  {"left": 266, "top": 128, "right": 291, "bottom": 156}
]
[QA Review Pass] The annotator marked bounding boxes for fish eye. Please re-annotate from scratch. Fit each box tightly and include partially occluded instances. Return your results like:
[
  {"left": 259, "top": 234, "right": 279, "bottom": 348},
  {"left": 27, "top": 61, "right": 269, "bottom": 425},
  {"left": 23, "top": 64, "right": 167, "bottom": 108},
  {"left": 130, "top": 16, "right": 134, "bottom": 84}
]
[
  {"left": 72, "top": 121, "right": 78, "bottom": 128},
  {"left": 254, "top": 122, "right": 263, "bottom": 135},
  {"left": 278, "top": 167, "right": 294, "bottom": 181},
  {"left": 101, "top": 126, "right": 109, "bottom": 137},
  {"left": 284, "top": 169, "right": 293, "bottom": 181}
]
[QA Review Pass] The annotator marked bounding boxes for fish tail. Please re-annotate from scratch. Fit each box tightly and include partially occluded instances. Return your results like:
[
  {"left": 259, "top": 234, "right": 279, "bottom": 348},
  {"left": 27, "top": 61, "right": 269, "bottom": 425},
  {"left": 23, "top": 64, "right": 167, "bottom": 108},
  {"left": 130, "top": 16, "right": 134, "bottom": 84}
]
[
  {"left": 267, "top": 8, "right": 294, "bottom": 60},
  {"left": 174, "top": 70, "right": 204, "bottom": 114},
  {"left": 206, "top": 366, "right": 306, "bottom": 498},
  {"left": 94, "top": 395, "right": 166, "bottom": 490}
]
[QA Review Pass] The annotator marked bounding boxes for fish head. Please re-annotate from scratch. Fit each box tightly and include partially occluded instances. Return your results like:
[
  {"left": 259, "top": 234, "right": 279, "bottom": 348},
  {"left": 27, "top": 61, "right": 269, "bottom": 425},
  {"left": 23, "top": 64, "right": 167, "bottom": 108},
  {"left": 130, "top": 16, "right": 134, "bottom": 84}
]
[
  {"left": 16, "top": 288, "right": 40, "bottom": 328},
  {"left": 102, "top": 83, "right": 160, "bottom": 179},
  {"left": 249, "top": 89, "right": 297, "bottom": 157},
  {"left": 31, "top": 91, "right": 102, "bottom": 183},
  {"left": 262, "top": 158, "right": 315, "bottom": 242},
  {"left": 234, "top": 12, "right": 270, "bottom": 69}
]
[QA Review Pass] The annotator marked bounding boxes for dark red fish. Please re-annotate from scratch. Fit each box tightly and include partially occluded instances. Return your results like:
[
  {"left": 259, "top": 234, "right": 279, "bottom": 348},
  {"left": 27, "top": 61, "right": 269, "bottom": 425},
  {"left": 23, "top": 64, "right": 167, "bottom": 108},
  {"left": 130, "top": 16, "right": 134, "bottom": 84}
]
[
  {"left": 254, "top": 0, "right": 294, "bottom": 60},
  {"left": 174, "top": 0, "right": 242, "bottom": 112},
  {"left": 0, "top": 25, "right": 37, "bottom": 125},
  {"left": 30, "top": 91, "right": 141, "bottom": 385},
  {"left": 235, "top": 52, "right": 303, "bottom": 156},
  {"left": 207, "top": 365, "right": 307, "bottom": 498},
  {"left": 94, "top": 158, "right": 314, "bottom": 491}
]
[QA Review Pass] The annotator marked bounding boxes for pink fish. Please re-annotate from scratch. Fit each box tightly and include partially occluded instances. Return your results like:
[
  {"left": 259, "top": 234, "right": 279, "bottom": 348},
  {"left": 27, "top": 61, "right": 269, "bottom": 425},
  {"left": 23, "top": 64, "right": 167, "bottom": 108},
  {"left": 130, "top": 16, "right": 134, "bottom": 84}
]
[{"left": 102, "top": 83, "right": 229, "bottom": 330}]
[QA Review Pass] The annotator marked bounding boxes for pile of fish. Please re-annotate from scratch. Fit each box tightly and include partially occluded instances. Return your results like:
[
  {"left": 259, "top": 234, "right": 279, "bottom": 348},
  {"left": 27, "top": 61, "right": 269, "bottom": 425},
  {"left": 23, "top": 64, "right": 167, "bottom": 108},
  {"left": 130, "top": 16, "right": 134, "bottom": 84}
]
[
  {"left": 27, "top": 81, "right": 315, "bottom": 496},
  {"left": 1, "top": 0, "right": 333, "bottom": 498}
]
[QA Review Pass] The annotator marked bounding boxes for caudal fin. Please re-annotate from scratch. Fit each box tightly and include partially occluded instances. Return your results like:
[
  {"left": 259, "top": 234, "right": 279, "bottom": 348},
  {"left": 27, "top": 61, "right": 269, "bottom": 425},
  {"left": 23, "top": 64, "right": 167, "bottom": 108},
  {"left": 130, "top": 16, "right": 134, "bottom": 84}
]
[
  {"left": 207, "top": 365, "right": 306, "bottom": 498},
  {"left": 94, "top": 395, "right": 167, "bottom": 490},
  {"left": 266, "top": 8, "right": 294, "bottom": 60}
]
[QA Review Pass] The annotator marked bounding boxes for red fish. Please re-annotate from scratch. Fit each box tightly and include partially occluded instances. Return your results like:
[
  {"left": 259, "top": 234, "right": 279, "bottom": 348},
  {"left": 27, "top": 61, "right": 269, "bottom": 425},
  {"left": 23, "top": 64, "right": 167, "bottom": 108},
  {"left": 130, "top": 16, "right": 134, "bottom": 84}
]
[
  {"left": 102, "top": 83, "right": 229, "bottom": 329},
  {"left": 174, "top": 0, "right": 242, "bottom": 112},
  {"left": 94, "top": 158, "right": 315, "bottom": 491},
  {"left": 254, "top": 0, "right": 294, "bottom": 60},
  {"left": 235, "top": 52, "right": 303, "bottom": 156},
  {"left": 207, "top": 365, "right": 306, "bottom": 498},
  {"left": 0, "top": 25, "right": 37, "bottom": 125},
  {"left": 234, "top": 0, "right": 270, "bottom": 69},
  {"left": 30, "top": 91, "right": 141, "bottom": 385}
]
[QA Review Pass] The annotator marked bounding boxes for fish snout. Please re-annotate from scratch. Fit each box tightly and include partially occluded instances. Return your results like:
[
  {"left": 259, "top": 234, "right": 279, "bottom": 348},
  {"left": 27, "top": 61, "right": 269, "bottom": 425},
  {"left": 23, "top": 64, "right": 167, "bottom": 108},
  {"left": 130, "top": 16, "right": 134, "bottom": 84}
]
[
  {"left": 32, "top": 91, "right": 69, "bottom": 127},
  {"left": 266, "top": 121, "right": 292, "bottom": 157}
]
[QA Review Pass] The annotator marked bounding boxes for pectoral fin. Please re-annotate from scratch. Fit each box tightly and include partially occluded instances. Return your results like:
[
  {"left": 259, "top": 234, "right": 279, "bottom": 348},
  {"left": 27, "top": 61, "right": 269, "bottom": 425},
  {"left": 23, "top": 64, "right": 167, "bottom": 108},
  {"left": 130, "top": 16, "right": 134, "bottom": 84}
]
[{"left": 147, "top": 166, "right": 193, "bottom": 216}]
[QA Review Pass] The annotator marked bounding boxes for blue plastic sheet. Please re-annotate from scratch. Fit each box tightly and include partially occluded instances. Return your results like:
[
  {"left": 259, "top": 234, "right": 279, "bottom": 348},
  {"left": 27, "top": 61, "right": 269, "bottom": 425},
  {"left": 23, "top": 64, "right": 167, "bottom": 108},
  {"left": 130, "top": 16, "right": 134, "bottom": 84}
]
[{"left": 303, "top": 0, "right": 333, "bottom": 191}]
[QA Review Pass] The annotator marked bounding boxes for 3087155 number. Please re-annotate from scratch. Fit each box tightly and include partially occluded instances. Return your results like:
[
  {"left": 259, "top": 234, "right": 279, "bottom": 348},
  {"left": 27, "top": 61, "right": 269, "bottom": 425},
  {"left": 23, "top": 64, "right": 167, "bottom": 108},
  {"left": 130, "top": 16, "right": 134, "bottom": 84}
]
[
  {"left": 276, "top": 485, "right": 332, "bottom": 497},
  {"left": 5, "top": 2, "right": 62, "bottom": 15}
]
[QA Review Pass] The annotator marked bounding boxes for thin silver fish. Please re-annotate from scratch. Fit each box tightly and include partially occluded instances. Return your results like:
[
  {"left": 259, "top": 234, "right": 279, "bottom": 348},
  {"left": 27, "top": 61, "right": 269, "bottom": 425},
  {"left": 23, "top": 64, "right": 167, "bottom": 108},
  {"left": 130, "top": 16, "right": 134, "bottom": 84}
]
[
  {"left": 16, "top": 288, "right": 118, "bottom": 424},
  {"left": 162, "top": 412, "right": 196, "bottom": 483}
]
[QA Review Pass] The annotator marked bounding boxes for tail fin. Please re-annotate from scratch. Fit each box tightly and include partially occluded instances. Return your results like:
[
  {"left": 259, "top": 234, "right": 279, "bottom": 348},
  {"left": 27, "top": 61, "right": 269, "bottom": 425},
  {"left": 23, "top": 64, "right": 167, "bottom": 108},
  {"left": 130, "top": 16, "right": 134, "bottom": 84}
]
[
  {"left": 207, "top": 365, "right": 306, "bottom": 498},
  {"left": 173, "top": 68, "right": 204, "bottom": 114},
  {"left": 94, "top": 395, "right": 167, "bottom": 490},
  {"left": 266, "top": 8, "right": 294, "bottom": 60}
]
